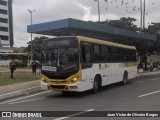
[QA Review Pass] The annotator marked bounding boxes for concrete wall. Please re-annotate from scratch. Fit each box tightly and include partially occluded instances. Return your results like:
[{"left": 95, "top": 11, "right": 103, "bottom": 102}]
[
  {"left": 0, "top": 60, "right": 9, "bottom": 66},
  {"left": 148, "top": 55, "right": 160, "bottom": 63}
]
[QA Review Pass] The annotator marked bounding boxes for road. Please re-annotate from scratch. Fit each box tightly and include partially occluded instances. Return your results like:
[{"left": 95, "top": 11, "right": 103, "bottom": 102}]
[{"left": 0, "top": 74, "right": 160, "bottom": 120}]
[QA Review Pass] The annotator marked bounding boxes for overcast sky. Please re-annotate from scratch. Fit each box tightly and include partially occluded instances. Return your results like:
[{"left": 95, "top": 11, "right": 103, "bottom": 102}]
[{"left": 13, "top": 0, "right": 160, "bottom": 47}]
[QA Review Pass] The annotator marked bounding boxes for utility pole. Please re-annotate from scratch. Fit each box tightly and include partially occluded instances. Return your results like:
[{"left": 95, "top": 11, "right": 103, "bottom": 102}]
[
  {"left": 140, "top": 0, "right": 143, "bottom": 32},
  {"left": 143, "top": 0, "right": 146, "bottom": 30},
  {"left": 94, "top": 0, "right": 101, "bottom": 22},
  {"left": 28, "top": 9, "right": 36, "bottom": 61}
]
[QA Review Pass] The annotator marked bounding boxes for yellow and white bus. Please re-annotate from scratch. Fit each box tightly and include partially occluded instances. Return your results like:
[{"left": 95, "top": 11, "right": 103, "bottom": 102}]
[
  {"left": 40, "top": 36, "right": 137, "bottom": 93},
  {"left": 0, "top": 52, "right": 30, "bottom": 67}
]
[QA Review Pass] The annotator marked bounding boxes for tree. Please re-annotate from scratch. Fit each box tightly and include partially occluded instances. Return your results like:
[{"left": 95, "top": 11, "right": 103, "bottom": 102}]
[
  {"left": 134, "top": 40, "right": 160, "bottom": 70},
  {"left": 134, "top": 41, "right": 152, "bottom": 69},
  {"left": 101, "top": 17, "right": 139, "bottom": 31},
  {"left": 25, "top": 36, "right": 48, "bottom": 61},
  {"left": 101, "top": 17, "right": 160, "bottom": 70},
  {"left": 144, "top": 22, "right": 160, "bottom": 34}
]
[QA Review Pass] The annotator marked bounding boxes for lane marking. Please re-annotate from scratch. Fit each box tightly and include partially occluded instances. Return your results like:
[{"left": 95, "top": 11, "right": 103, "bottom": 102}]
[
  {"left": 138, "top": 90, "right": 160, "bottom": 98},
  {"left": 150, "top": 78, "right": 160, "bottom": 81},
  {"left": 134, "top": 77, "right": 160, "bottom": 84},
  {"left": 0, "top": 90, "right": 52, "bottom": 105},
  {"left": 8, "top": 97, "right": 45, "bottom": 105},
  {"left": 134, "top": 81, "right": 144, "bottom": 84},
  {"left": 54, "top": 117, "right": 68, "bottom": 120},
  {"left": 0, "top": 86, "right": 40, "bottom": 97},
  {"left": 53, "top": 109, "right": 95, "bottom": 120}
]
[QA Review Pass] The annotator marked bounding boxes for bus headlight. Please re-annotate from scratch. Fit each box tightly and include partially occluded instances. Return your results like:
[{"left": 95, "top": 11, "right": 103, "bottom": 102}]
[
  {"left": 41, "top": 77, "right": 45, "bottom": 81},
  {"left": 41, "top": 77, "right": 47, "bottom": 83},
  {"left": 71, "top": 77, "right": 78, "bottom": 83}
]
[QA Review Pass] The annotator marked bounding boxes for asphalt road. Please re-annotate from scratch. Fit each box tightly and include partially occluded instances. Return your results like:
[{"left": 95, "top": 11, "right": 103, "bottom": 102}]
[{"left": 0, "top": 74, "right": 160, "bottom": 120}]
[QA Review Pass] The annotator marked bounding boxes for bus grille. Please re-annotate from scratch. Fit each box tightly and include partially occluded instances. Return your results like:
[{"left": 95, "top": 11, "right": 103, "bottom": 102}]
[{"left": 50, "top": 85, "right": 66, "bottom": 90}]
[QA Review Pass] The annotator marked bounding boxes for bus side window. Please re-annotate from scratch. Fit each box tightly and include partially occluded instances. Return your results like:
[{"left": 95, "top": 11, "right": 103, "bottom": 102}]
[
  {"left": 93, "top": 44, "right": 100, "bottom": 62},
  {"left": 81, "top": 45, "right": 92, "bottom": 63}
]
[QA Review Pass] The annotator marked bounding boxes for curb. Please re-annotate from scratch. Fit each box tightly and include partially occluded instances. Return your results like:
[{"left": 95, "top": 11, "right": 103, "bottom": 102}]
[
  {"left": 137, "top": 71, "right": 160, "bottom": 77},
  {"left": 0, "top": 86, "right": 41, "bottom": 101}
]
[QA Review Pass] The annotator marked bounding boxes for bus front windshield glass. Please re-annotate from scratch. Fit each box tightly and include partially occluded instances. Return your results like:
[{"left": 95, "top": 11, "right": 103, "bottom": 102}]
[{"left": 41, "top": 48, "right": 78, "bottom": 73}]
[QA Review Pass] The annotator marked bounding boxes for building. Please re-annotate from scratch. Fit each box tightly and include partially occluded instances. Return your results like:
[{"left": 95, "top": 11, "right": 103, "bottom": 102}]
[
  {"left": 0, "top": 47, "right": 29, "bottom": 67},
  {"left": 0, "top": 0, "right": 13, "bottom": 47}
]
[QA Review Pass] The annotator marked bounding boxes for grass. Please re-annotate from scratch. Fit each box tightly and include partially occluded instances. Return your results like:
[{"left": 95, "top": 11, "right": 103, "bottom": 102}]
[{"left": 0, "top": 70, "right": 40, "bottom": 86}]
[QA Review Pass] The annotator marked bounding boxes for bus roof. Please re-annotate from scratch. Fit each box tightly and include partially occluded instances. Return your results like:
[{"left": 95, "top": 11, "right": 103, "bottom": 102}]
[{"left": 77, "top": 36, "right": 136, "bottom": 50}]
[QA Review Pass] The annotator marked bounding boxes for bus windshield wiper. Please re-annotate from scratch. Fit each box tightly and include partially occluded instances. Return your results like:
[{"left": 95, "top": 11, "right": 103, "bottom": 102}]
[{"left": 62, "top": 64, "right": 77, "bottom": 71}]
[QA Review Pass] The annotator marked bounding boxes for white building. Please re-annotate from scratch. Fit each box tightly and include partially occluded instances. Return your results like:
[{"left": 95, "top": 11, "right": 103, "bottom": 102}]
[{"left": 0, "top": 0, "right": 13, "bottom": 47}]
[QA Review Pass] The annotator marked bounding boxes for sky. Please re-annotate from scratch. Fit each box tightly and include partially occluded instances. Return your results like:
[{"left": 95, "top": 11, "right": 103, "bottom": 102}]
[{"left": 13, "top": 0, "right": 160, "bottom": 47}]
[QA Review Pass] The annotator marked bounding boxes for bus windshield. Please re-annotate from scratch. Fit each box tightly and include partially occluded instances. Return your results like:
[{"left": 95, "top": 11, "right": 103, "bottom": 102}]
[{"left": 41, "top": 48, "right": 78, "bottom": 73}]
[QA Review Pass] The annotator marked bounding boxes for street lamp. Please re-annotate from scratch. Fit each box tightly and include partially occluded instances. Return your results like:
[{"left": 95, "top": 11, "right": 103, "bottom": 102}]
[
  {"left": 28, "top": 9, "right": 36, "bottom": 61},
  {"left": 94, "top": 0, "right": 101, "bottom": 22},
  {"left": 140, "top": 0, "right": 143, "bottom": 32},
  {"left": 140, "top": 0, "right": 147, "bottom": 32},
  {"left": 143, "top": 0, "right": 146, "bottom": 30}
]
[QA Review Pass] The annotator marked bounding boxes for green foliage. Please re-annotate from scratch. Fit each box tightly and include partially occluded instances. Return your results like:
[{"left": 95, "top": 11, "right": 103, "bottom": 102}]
[
  {"left": 24, "top": 36, "right": 48, "bottom": 61},
  {"left": 101, "top": 17, "right": 160, "bottom": 70},
  {"left": 101, "top": 17, "right": 160, "bottom": 56},
  {"left": 135, "top": 40, "right": 160, "bottom": 70},
  {"left": 135, "top": 22, "right": 160, "bottom": 56},
  {"left": 145, "top": 22, "right": 160, "bottom": 34},
  {"left": 134, "top": 41, "right": 160, "bottom": 56},
  {"left": 101, "top": 17, "right": 139, "bottom": 31}
]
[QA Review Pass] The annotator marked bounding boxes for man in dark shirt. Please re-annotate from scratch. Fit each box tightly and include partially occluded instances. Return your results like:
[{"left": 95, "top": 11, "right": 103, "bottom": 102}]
[
  {"left": 9, "top": 59, "right": 16, "bottom": 78},
  {"left": 32, "top": 60, "right": 38, "bottom": 76}
]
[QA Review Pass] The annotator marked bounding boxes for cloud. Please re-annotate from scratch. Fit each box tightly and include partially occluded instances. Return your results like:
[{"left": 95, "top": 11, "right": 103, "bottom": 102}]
[{"left": 13, "top": 0, "right": 160, "bottom": 47}]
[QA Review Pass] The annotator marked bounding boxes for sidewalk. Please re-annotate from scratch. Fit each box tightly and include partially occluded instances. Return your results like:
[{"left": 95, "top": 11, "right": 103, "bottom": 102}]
[
  {"left": 137, "top": 70, "right": 160, "bottom": 77},
  {"left": 0, "top": 67, "right": 40, "bottom": 72},
  {"left": 0, "top": 80, "right": 40, "bottom": 101},
  {"left": 0, "top": 70, "right": 160, "bottom": 101},
  {"left": 0, "top": 67, "right": 41, "bottom": 101}
]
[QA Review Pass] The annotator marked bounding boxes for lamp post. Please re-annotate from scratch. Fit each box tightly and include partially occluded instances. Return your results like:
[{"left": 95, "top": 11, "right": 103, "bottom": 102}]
[
  {"left": 28, "top": 9, "right": 36, "bottom": 61},
  {"left": 143, "top": 0, "right": 146, "bottom": 30},
  {"left": 140, "top": 0, "right": 143, "bottom": 32},
  {"left": 94, "top": 0, "right": 101, "bottom": 22},
  {"left": 140, "top": 0, "right": 147, "bottom": 32}
]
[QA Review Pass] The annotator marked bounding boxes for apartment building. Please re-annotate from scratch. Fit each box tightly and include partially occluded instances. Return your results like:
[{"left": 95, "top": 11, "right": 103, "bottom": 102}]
[{"left": 0, "top": 0, "right": 13, "bottom": 47}]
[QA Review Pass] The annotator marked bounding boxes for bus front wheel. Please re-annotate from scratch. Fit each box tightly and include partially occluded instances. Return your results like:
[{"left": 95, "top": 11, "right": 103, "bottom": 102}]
[{"left": 92, "top": 78, "right": 99, "bottom": 94}]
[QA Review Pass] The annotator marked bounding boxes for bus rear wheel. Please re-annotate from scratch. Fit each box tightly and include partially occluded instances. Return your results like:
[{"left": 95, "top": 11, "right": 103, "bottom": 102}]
[{"left": 121, "top": 72, "right": 128, "bottom": 85}]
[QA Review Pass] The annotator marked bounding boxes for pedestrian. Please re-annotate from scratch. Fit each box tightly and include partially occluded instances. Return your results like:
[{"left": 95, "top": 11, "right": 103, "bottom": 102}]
[
  {"left": 32, "top": 60, "right": 38, "bottom": 77},
  {"left": 9, "top": 59, "right": 16, "bottom": 78},
  {"left": 150, "top": 60, "right": 153, "bottom": 72}
]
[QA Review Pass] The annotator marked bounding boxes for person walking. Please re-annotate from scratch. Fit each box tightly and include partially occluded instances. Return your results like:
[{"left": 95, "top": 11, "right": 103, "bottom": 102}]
[
  {"left": 32, "top": 60, "right": 38, "bottom": 77},
  {"left": 9, "top": 59, "right": 16, "bottom": 78},
  {"left": 150, "top": 60, "right": 153, "bottom": 72}
]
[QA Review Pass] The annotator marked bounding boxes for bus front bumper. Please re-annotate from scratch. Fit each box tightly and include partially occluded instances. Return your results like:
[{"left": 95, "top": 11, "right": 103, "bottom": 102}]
[
  {"left": 40, "top": 81, "right": 49, "bottom": 91},
  {"left": 40, "top": 81, "right": 88, "bottom": 92}
]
